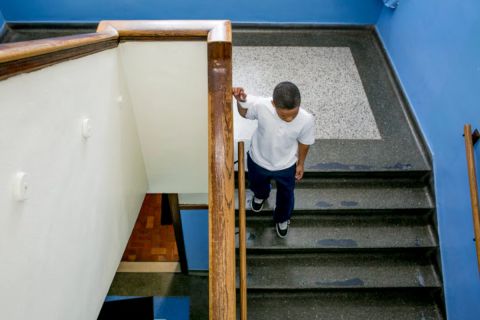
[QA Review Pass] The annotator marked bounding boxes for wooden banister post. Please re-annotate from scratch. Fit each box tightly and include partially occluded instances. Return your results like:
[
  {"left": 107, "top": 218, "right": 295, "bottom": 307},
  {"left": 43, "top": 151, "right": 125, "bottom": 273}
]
[
  {"left": 208, "top": 38, "right": 235, "bottom": 319},
  {"left": 238, "top": 141, "right": 247, "bottom": 320}
]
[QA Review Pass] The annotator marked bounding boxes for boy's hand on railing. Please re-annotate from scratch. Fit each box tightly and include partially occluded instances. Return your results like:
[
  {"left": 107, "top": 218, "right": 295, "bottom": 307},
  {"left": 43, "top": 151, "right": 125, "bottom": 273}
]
[{"left": 232, "top": 87, "right": 247, "bottom": 102}]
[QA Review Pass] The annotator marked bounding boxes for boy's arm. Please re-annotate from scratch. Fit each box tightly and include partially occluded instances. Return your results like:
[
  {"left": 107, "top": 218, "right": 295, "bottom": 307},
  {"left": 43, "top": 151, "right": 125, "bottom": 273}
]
[
  {"left": 296, "top": 115, "right": 315, "bottom": 181},
  {"left": 237, "top": 100, "right": 248, "bottom": 118},
  {"left": 295, "top": 142, "right": 310, "bottom": 181}
]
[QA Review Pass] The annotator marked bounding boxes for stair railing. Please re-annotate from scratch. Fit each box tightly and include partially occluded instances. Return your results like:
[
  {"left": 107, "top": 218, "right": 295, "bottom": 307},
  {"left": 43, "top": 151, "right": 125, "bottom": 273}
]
[
  {"left": 0, "top": 28, "right": 119, "bottom": 80},
  {"left": 463, "top": 124, "right": 480, "bottom": 272},
  {"left": 1, "top": 20, "right": 235, "bottom": 319},
  {"left": 237, "top": 141, "right": 248, "bottom": 320}
]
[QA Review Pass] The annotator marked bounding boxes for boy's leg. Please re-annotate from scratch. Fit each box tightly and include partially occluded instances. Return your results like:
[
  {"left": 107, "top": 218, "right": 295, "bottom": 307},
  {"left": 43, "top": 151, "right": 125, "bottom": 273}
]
[
  {"left": 272, "top": 164, "right": 296, "bottom": 223},
  {"left": 247, "top": 153, "right": 271, "bottom": 200}
]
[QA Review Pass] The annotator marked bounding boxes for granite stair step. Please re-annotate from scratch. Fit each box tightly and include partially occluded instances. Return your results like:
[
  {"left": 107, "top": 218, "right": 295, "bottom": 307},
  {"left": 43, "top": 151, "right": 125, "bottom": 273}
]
[
  {"left": 237, "top": 252, "right": 441, "bottom": 290},
  {"left": 236, "top": 174, "right": 431, "bottom": 189},
  {"left": 292, "top": 176, "right": 429, "bottom": 189},
  {"left": 239, "top": 290, "right": 443, "bottom": 320},
  {"left": 238, "top": 208, "right": 433, "bottom": 217},
  {"left": 235, "top": 214, "right": 437, "bottom": 251},
  {"left": 301, "top": 169, "right": 431, "bottom": 179},
  {"left": 235, "top": 169, "right": 432, "bottom": 181},
  {"left": 235, "top": 184, "right": 434, "bottom": 213}
]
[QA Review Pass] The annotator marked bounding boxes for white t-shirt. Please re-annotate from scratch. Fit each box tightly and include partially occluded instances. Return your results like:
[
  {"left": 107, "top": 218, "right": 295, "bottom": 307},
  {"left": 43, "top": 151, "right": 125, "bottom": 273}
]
[{"left": 240, "top": 95, "right": 315, "bottom": 171}]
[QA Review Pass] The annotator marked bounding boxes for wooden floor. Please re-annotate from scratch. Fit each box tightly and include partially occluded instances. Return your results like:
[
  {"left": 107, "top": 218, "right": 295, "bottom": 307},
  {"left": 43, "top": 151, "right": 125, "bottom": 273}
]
[{"left": 122, "top": 194, "right": 179, "bottom": 262}]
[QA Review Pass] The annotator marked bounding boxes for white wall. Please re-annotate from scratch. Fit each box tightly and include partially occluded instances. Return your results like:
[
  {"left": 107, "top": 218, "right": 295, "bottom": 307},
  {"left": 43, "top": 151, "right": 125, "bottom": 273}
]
[
  {"left": 119, "top": 42, "right": 208, "bottom": 193},
  {"left": 0, "top": 49, "right": 148, "bottom": 320}
]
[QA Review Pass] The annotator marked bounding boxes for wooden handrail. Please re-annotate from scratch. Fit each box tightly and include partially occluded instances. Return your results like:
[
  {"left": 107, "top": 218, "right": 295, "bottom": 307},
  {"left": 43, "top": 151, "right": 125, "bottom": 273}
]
[
  {"left": 464, "top": 124, "right": 480, "bottom": 272},
  {"left": 0, "top": 27, "right": 119, "bottom": 80},
  {"left": 238, "top": 141, "right": 247, "bottom": 320},
  {"left": 0, "top": 27, "right": 118, "bottom": 63},
  {"left": 0, "top": 20, "right": 235, "bottom": 319},
  {"left": 97, "top": 20, "right": 231, "bottom": 43},
  {"left": 0, "top": 20, "right": 231, "bottom": 80}
]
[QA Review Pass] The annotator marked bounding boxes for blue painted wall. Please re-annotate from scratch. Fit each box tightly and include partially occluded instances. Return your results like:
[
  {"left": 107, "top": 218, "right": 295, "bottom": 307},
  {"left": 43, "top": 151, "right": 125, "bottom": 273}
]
[
  {"left": 153, "top": 297, "right": 189, "bottom": 320},
  {"left": 180, "top": 210, "right": 208, "bottom": 271},
  {"left": 376, "top": 1, "right": 480, "bottom": 319},
  {"left": 0, "top": 0, "right": 383, "bottom": 24}
]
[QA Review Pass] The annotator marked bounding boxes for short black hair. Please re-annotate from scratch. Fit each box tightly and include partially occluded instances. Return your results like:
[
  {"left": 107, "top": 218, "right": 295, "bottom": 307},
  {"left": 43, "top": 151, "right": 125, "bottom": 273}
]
[{"left": 273, "top": 81, "right": 301, "bottom": 109}]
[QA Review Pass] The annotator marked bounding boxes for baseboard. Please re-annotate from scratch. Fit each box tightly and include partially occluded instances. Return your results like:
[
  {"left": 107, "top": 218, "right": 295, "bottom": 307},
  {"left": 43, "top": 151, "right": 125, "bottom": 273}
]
[
  {"left": 117, "top": 262, "right": 181, "bottom": 273},
  {"left": 232, "top": 22, "right": 375, "bottom": 30},
  {"left": 7, "top": 22, "right": 98, "bottom": 29}
]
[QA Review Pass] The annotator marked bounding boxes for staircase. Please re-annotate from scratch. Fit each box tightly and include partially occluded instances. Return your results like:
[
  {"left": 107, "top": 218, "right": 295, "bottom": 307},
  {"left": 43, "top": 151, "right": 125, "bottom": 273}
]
[
  {"left": 1, "top": 24, "right": 446, "bottom": 319},
  {"left": 233, "top": 27, "right": 445, "bottom": 319},
  {"left": 235, "top": 170, "right": 444, "bottom": 319}
]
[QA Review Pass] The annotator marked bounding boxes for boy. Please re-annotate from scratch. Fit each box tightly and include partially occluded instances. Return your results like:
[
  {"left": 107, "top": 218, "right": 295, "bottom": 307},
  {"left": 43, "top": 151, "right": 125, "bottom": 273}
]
[{"left": 233, "top": 82, "right": 315, "bottom": 238}]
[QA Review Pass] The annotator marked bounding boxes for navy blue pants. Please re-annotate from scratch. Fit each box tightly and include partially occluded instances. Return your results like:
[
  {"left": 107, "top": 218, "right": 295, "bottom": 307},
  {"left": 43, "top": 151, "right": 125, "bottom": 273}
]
[{"left": 247, "top": 153, "right": 296, "bottom": 223}]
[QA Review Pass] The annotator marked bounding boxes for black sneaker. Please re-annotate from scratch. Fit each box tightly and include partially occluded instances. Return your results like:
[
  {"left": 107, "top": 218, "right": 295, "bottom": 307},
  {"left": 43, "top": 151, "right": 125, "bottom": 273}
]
[
  {"left": 276, "top": 220, "right": 290, "bottom": 238},
  {"left": 251, "top": 197, "right": 266, "bottom": 212}
]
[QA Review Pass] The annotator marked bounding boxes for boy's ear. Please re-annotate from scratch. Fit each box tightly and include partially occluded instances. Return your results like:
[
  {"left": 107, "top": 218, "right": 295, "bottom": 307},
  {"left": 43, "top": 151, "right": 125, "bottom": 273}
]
[{"left": 271, "top": 100, "right": 276, "bottom": 108}]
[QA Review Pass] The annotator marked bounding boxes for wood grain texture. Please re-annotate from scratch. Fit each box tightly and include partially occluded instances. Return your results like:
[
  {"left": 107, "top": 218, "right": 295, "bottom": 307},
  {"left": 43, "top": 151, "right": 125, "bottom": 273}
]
[
  {"left": 0, "top": 27, "right": 118, "bottom": 63},
  {"left": 0, "top": 39, "right": 118, "bottom": 81},
  {"left": 208, "top": 41, "right": 235, "bottom": 320},
  {"left": 238, "top": 142, "right": 247, "bottom": 320},
  {"left": 97, "top": 20, "right": 232, "bottom": 43},
  {"left": 464, "top": 124, "right": 480, "bottom": 272},
  {"left": 0, "top": 28, "right": 118, "bottom": 80}
]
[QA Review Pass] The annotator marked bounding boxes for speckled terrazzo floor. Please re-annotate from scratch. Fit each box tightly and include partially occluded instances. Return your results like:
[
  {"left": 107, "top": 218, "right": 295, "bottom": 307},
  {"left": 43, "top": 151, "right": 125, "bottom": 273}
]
[
  {"left": 233, "top": 27, "right": 431, "bottom": 172},
  {"left": 233, "top": 46, "right": 381, "bottom": 140}
]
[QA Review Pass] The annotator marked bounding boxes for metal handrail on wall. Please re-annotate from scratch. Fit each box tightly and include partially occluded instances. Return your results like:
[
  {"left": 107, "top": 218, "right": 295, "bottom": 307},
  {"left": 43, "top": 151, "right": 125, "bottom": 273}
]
[{"left": 463, "top": 124, "right": 480, "bottom": 272}]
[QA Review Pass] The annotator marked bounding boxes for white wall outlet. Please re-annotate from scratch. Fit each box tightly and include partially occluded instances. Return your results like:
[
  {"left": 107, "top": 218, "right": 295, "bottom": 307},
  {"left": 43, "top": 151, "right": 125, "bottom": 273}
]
[
  {"left": 14, "top": 172, "right": 29, "bottom": 201},
  {"left": 82, "top": 118, "right": 92, "bottom": 139}
]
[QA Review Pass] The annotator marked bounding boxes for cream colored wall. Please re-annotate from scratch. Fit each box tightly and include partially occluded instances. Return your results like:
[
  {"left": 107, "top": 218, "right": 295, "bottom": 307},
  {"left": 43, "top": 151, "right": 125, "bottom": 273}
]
[
  {"left": 0, "top": 49, "right": 148, "bottom": 320},
  {"left": 119, "top": 42, "right": 208, "bottom": 193}
]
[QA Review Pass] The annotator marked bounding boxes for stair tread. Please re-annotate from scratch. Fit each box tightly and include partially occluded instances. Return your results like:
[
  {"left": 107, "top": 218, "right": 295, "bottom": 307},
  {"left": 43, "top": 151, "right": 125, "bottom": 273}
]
[
  {"left": 235, "top": 169, "right": 432, "bottom": 182},
  {"left": 241, "top": 291, "right": 443, "bottom": 320},
  {"left": 235, "top": 186, "right": 433, "bottom": 212},
  {"left": 235, "top": 215, "right": 436, "bottom": 250},
  {"left": 238, "top": 253, "right": 441, "bottom": 289}
]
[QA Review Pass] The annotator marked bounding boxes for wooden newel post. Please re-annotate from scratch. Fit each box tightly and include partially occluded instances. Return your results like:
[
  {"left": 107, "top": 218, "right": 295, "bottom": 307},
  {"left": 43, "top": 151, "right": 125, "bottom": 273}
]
[{"left": 208, "top": 39, "right": 235, "bottom": 320}]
